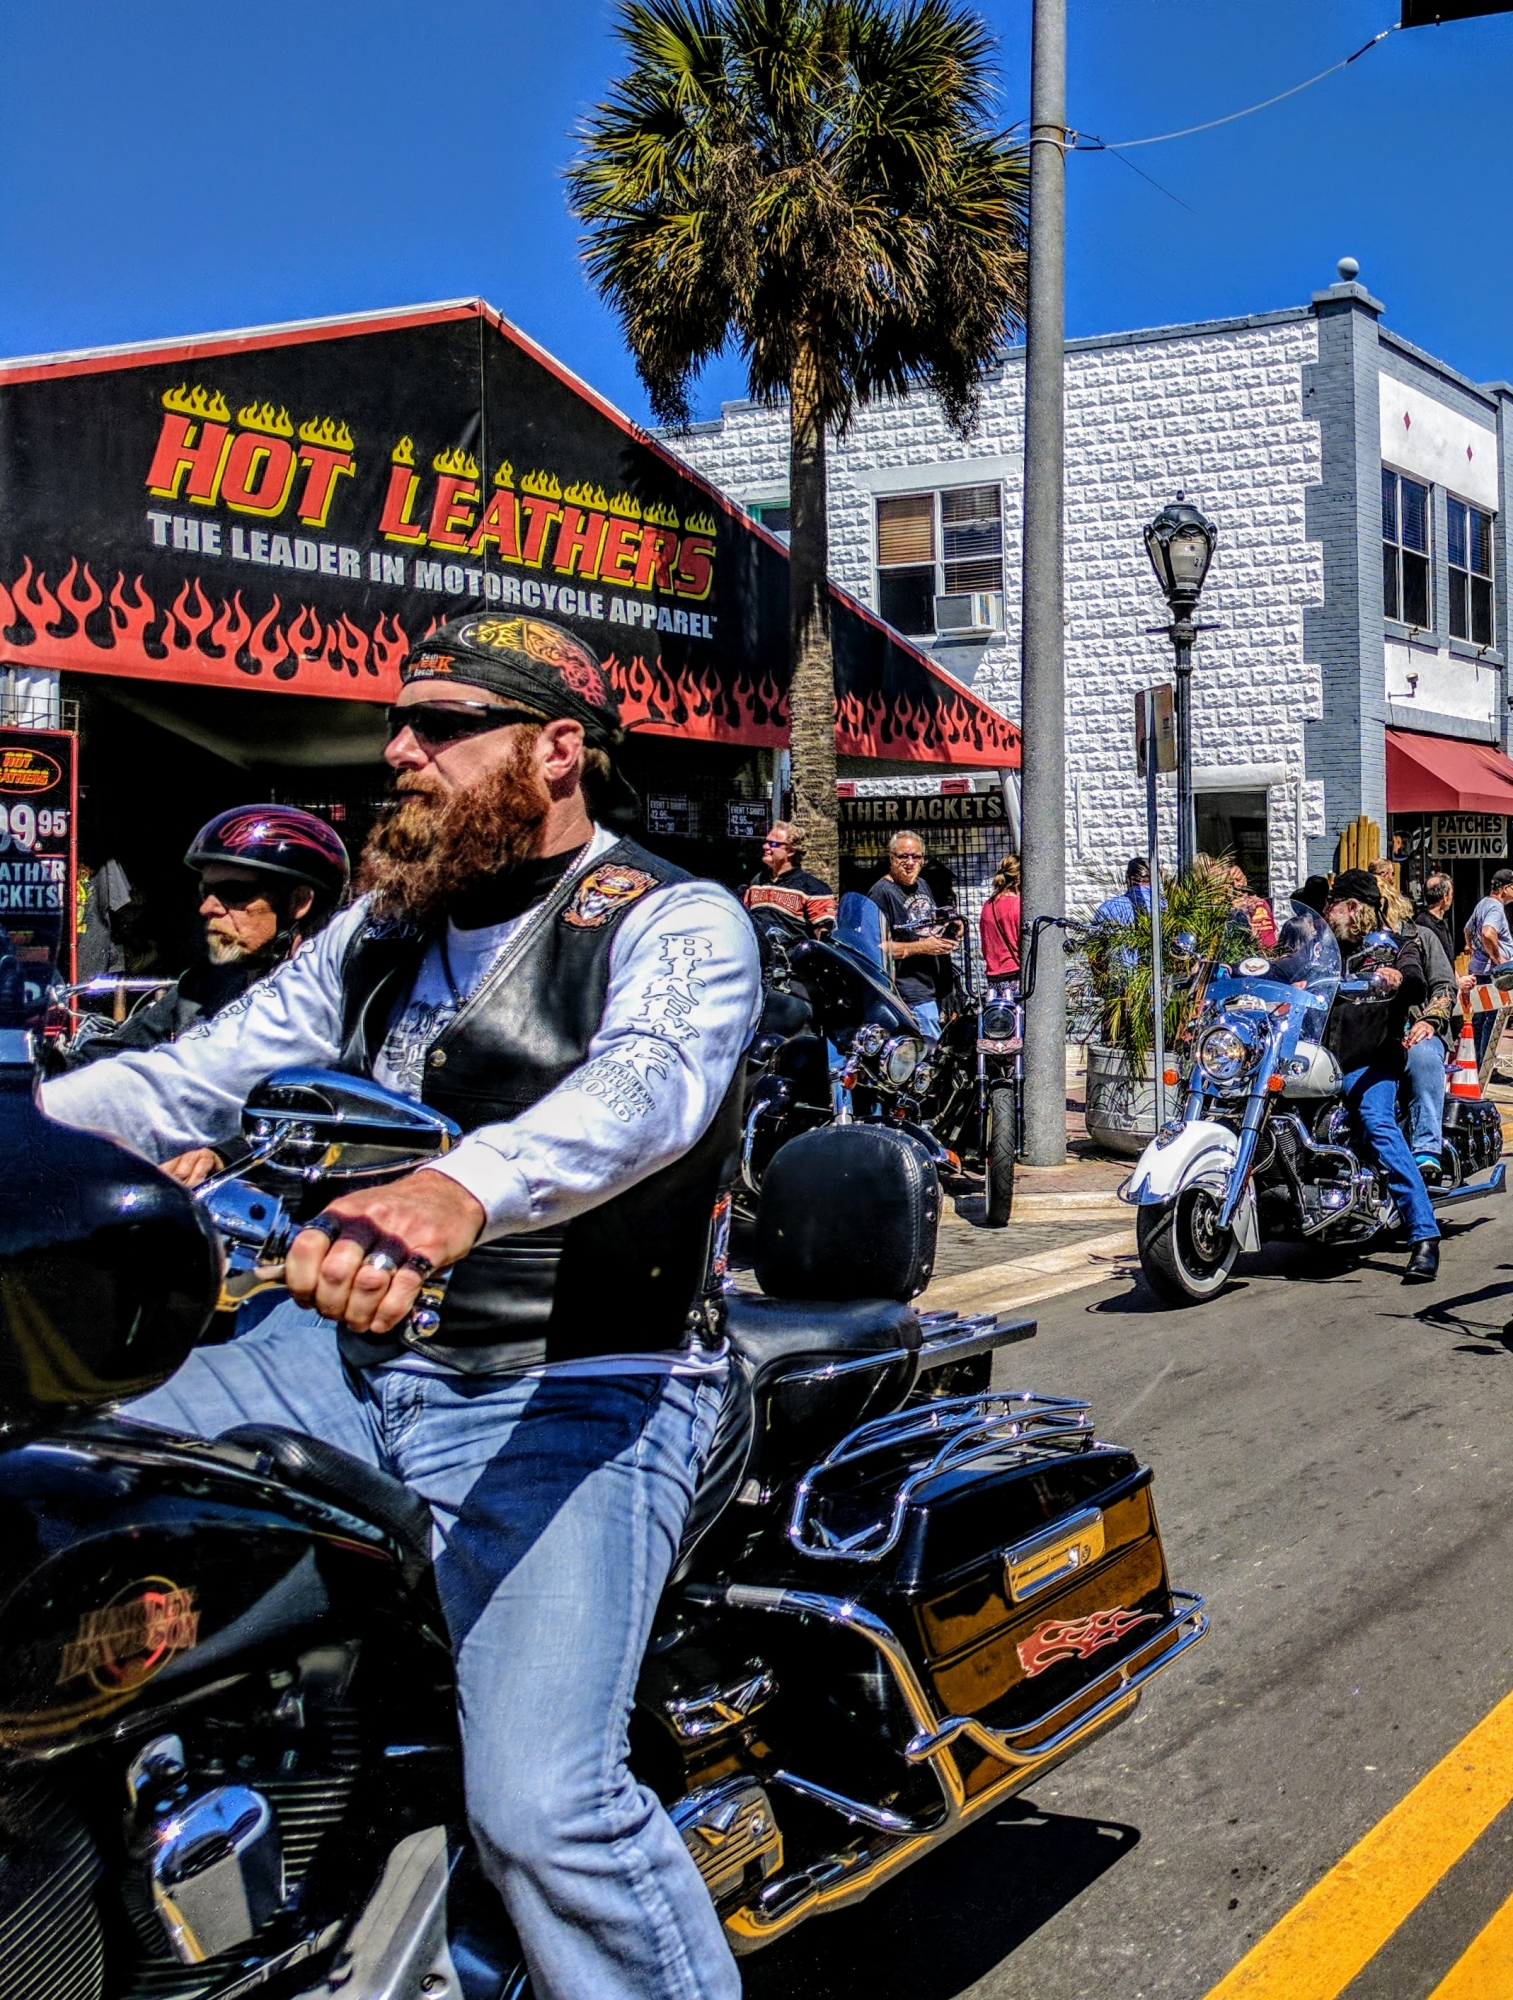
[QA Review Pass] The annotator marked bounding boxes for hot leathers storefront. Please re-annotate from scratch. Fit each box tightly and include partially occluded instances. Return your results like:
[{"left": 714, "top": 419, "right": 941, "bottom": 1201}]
[{"left": 0, "top": 300, "right": 1018, "bottom": 972}]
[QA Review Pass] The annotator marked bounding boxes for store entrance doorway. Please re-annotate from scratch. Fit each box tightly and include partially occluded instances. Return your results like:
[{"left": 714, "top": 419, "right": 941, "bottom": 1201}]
[{"left": 1196, "top": 788, "right": 1270, "bottom": 893}]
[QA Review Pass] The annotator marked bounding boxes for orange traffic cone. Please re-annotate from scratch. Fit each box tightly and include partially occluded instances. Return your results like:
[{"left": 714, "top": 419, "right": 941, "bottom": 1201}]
[{"left": 1450, "top": 1010, "right": 1482, "bottom": 1100}]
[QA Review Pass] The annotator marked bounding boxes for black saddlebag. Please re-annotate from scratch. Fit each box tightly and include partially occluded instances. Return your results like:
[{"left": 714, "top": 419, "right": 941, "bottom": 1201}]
[
  {"left": 788, "top": 1394, "right": 1180, "bottom": 1752},
  {"left": 1444, "top": 1095, "right": 1503, "bottom": 1174}
]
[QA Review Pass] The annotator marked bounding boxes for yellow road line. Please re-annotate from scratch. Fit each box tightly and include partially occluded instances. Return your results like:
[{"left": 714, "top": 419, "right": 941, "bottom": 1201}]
[
  {"left": 1204, "top": 1685, "right": 1513, "bottom": 2000},
  {"left": 1427, "top": 1885, "right": 1513, "bottom": 1998}
]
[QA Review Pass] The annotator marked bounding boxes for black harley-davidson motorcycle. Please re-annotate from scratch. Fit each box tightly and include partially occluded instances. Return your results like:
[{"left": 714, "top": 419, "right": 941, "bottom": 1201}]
[
  {"left": 1124, "top": 903, "right": 1506, "bottom": 1305},
  {"left": 0, "top": 966, "right": 1205, "bottom": 1995},
  {"left": 739, "top": 896, "right": 941, "bottom": 1200},
  {"left": 743, "top": 896, "right": 1027, "bottom": 1226}
]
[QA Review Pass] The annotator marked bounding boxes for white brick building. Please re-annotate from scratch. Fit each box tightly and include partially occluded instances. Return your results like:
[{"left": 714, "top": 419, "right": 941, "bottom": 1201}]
[{"left": 669, "top": 265, "right": 1513, "bottom": 922}]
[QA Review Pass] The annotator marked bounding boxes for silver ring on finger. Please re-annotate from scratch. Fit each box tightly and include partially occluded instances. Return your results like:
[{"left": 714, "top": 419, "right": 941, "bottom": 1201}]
[{"left": 362, "top": 1250, "right": 400, "bottom": 1276}]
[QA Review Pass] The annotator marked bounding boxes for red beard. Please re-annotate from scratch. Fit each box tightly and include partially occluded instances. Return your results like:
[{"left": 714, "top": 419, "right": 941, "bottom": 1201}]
[{"left": 357, "top": 741, "right": 550, "bottom": 927}]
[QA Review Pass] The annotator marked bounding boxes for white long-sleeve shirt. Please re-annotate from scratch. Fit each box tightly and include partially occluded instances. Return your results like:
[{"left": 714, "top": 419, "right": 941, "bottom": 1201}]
[{"left": 42, "top": 828, "right": 763, "bottom": 1244}]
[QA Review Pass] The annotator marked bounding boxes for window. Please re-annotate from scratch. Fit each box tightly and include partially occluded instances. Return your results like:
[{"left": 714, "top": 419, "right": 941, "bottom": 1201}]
[
  {"left": 1447, "top": 496, "right": 1495, "bottom": 646},
  {"left": 876, "top": 485, "right": 1003, "bottom": 636},
  {"left": 1382, "top": 468, "right": 1431, "bottom": 629},
  {"left": 750, "top": 500, "right": 790, "bottom": 544}
]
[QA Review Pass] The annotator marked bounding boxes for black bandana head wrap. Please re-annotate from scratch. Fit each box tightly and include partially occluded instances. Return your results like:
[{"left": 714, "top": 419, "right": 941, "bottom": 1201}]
[{"left": 401, "top": 615, "right": 622, "bottom": 747}]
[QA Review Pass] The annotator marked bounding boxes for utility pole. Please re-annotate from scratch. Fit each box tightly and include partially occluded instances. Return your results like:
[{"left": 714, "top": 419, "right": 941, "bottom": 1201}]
[{"left": 1019, "top": 0, "right": 1068, "bottom": 1166}]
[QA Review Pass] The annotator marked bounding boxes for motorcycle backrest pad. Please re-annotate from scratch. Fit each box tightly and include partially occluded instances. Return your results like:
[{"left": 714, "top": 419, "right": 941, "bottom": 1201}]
[{"left": 753, "top": 1124, "right": 939, "bottom": 1302}]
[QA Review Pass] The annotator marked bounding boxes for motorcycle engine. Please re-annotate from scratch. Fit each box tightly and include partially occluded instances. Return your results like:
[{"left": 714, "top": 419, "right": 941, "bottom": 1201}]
[{"left": 0, "top": 1654, "right": 371, "bottom": 2000}]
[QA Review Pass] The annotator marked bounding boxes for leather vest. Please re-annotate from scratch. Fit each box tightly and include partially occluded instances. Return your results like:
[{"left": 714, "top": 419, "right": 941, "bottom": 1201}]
[{"left": 338, "top": 838, "right": 742, "bottom": 1365}]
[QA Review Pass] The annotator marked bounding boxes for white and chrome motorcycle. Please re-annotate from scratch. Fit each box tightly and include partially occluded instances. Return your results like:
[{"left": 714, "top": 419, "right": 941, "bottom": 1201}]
[{"left": 1122, "top": 902, "right": 1505, "bottom": 1306}]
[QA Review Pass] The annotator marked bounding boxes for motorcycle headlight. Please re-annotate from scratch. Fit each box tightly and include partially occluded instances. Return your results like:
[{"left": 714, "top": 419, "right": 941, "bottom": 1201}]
[
  {"left": 1195, "top": 1021, "right": 1258, "bottom": 1088},
  {"left": 882, "top": 1035, "right": 926, "bottom": 1087}
]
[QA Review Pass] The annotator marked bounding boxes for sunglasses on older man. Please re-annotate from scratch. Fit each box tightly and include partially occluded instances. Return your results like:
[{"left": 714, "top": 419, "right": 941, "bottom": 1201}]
[{"left": 385, "top": 702, "right": 544, "bottom": 747}]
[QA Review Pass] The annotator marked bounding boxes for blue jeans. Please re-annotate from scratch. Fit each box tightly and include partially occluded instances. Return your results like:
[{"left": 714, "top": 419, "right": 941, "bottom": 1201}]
[
  {"left": 1474, "top": 1008, "right": 1497, "bottom": 1068},
  {"left": 1342, "top": 1056, "right": 1439, "bottom": 1244},
  {"left": 911, "top": 998, "right": 942, "bottom": 1038},
  {"left": 1403, "top": 1034, "right": 1448, "bottom": 1158},
  {"left": 127, "top": 1302, "right": 738, "bottom": 2000}
]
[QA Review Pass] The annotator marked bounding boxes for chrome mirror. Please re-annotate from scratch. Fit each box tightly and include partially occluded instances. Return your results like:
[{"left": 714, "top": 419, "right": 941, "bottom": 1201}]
[{"left": 239, "top": 1067, "right": 462, "bottom": 1185}]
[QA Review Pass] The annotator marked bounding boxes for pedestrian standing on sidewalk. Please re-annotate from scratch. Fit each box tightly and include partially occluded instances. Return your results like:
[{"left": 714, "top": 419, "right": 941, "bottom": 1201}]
[
  {"left": 979, "top": 855, "right": 1021, "bottom": 1000},
  {"left": 1464, "top": 869, "right": 1513, "bottom": 1069},
  {"left": 1389, "top": 896, "right": 1457, "bottom": 1184},
  {"left": 869, "top": 833, "right": 958, "bottom": 1038},
  {"left": 1092, "top": 857, "right": 1152, "bottom": 927},
  {"left": 1370, "top": 858, "right": 1415, "bottom": 934},
  {"left": 742, "top": 821, "right": 836, "bottom": 938},
  {"left": 1414, "top": 872, "right": 1456, "bottom": 967},
  {"left": 1229, "top": 864, "right": 1278, "bottom": 949}
]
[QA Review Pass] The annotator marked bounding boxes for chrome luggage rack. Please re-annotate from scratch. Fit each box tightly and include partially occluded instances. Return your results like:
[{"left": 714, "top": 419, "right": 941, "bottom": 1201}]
[{"left": 787, "top": 1389, "right": 1095, "bottom": 1563}]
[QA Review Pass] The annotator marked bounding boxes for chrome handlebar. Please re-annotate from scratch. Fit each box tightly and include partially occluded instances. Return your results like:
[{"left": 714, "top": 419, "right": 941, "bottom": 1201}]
[{"left": 197, "top": 1171, "right": 453, "bottom": 1339}]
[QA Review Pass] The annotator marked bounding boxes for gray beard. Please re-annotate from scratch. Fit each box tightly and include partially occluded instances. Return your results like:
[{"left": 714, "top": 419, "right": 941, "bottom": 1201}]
[{"left": 205, "top": 933, "right": 260, "bottom": 967}]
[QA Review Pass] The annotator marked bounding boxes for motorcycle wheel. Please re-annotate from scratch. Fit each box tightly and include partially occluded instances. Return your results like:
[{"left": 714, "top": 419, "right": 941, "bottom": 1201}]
[
  {"left": 1137, "top": 1187, "right": 1239, "bottom": 1305},
  {"left": 983, "top": 1081, "right": 1017, "bottom": 1227}
]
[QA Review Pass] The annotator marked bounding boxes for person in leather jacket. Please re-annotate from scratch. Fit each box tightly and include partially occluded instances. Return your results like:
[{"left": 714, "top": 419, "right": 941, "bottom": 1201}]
[
  {"left": 1322, "top": 869, "right": 1440, "bottom": 1281},
  {"left": 42, "top": 615, "right": 762, "bottom": 2000},
  {"left": 61, "top": 804, "right": 349, "bottom": 1066}
]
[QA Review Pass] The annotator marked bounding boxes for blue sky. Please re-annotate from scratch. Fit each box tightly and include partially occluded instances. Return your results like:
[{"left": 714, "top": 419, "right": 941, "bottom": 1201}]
[{"left": 2, "top": 1, "right": 1509, "bottom": 423}]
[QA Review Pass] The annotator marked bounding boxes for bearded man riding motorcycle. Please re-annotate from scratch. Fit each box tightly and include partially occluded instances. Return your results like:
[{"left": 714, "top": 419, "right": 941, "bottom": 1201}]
[
  {"left": 40, "top": 614, "right": 762, "bottom": 2000},
  {"left": 1321, "top": 867, "right": 1440, "bottom": 1282}
]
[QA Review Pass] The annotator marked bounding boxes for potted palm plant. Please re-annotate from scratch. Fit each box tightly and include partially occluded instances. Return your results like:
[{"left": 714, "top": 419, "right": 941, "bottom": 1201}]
[{"left": 1079, "top": 868, "right": 1241, "bottom": 1156}]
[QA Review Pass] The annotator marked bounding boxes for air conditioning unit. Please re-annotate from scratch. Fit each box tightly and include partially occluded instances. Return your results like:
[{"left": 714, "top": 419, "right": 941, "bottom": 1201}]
[{"left": 933, "top": 591, "right": 1003, "bottom": 638}]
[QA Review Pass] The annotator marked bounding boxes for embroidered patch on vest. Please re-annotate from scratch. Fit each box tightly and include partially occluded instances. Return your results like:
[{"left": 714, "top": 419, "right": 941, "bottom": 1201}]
[{"left": 563, "top": 864, "right": 660, "bottom": 929}]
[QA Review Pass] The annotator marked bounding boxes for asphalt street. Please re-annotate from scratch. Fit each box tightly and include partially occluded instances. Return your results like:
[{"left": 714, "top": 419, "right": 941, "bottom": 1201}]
[{"left": 742, "top": 1187, "right": 1513, "bottom": 2000}]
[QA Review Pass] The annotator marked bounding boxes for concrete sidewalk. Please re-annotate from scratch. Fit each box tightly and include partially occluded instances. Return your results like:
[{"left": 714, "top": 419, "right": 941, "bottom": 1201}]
[{"left": 924, "top": 1044, "right": 1139, "bottom": 1318}]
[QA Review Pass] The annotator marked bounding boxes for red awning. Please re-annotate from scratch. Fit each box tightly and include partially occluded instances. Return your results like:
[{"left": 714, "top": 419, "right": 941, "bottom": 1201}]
[{"left": 1385, "top": 729, "right": 1513, "bottom": 815}]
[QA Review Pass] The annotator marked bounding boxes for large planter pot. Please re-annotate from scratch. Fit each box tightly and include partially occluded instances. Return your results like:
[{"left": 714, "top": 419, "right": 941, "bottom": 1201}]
[{"left": 1084, "top": 1043, "right": 1159, "bottom": 1158}]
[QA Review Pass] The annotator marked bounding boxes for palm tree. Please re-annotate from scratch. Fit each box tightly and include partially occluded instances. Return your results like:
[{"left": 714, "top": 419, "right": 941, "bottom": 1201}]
[{"left": 568, "top": 0, "right": 1027, "bottom": 881}]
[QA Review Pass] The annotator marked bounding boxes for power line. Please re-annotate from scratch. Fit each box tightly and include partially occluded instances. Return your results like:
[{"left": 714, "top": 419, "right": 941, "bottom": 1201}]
[{"left": 1072, "top": 24, "right": 1397, "bottom": 154}]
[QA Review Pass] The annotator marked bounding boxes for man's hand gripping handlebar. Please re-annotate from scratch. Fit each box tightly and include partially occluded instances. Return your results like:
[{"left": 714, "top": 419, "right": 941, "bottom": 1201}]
[{"left": 285, "top": 1174, "right": 485, "bottom": 1337}]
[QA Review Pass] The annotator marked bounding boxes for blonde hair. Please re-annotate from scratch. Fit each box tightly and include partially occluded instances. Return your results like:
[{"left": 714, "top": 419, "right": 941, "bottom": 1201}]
[{"left": 991, "top": 855, "right": 1021, "bottom": 897}]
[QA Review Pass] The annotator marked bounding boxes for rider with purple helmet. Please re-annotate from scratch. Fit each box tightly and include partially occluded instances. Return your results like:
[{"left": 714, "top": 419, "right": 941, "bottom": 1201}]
[{"left": 62, "top": 804, "right": 350, "bottom": 1066}]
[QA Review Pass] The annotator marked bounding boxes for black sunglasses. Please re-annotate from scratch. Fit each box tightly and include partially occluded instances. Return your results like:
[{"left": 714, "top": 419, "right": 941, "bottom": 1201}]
[
  {"left": 386, "top": 701, "right": 542, "bottom": 747},
  {"left": 198, "top": 875, "right": 269, "bottom": 909}
]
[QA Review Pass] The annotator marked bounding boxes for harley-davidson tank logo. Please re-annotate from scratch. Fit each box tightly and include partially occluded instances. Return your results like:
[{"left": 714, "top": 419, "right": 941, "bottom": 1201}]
[
  {"left": 563, "top": 864, "right": 659, "bottom": 929},
  {"left": 1016, "top": 1605, "right": 1161, "bottom": 1680},
  {"left": 56, "top": 1579, "right": 199, "bottom": 1692}
]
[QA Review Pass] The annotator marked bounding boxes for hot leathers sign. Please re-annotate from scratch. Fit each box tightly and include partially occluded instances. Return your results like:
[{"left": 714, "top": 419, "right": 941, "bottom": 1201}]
[
  {"left": 0, "top": 304, "right": 1017, "bottom": 768},
  {"left": 0, "top": 730, "right": 76, "bottom": 985}
]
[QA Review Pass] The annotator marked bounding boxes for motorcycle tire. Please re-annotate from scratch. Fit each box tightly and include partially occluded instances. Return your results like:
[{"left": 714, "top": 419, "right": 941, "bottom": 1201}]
[
  {"left": 1137, "top": 1187, "right": 1239, "bottom": 1306},
  {"left": 983, "top": 1081, "right": 1017, "bottom": 1227}
]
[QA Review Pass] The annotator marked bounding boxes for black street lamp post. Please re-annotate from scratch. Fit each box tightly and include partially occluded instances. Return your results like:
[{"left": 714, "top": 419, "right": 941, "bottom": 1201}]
[{"left": 1144, "top": 499, "right": 1218, "bottom": 874}]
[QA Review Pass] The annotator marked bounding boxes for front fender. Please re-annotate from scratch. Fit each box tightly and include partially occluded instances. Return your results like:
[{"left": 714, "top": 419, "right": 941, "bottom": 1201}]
[{"left": 1121, "top": 1120, "right": 1260, "bottom": 1252}]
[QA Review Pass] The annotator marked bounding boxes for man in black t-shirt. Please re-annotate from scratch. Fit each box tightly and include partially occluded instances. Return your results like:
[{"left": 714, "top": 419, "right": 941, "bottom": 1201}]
[{"left": 868, "top": 832, "right": 958, "bottom": 1036}]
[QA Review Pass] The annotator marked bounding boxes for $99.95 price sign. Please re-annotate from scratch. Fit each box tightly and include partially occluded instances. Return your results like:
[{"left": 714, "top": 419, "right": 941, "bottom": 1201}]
[{"left": 0, "top": 730, "right": 77, "bottom": 986}]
